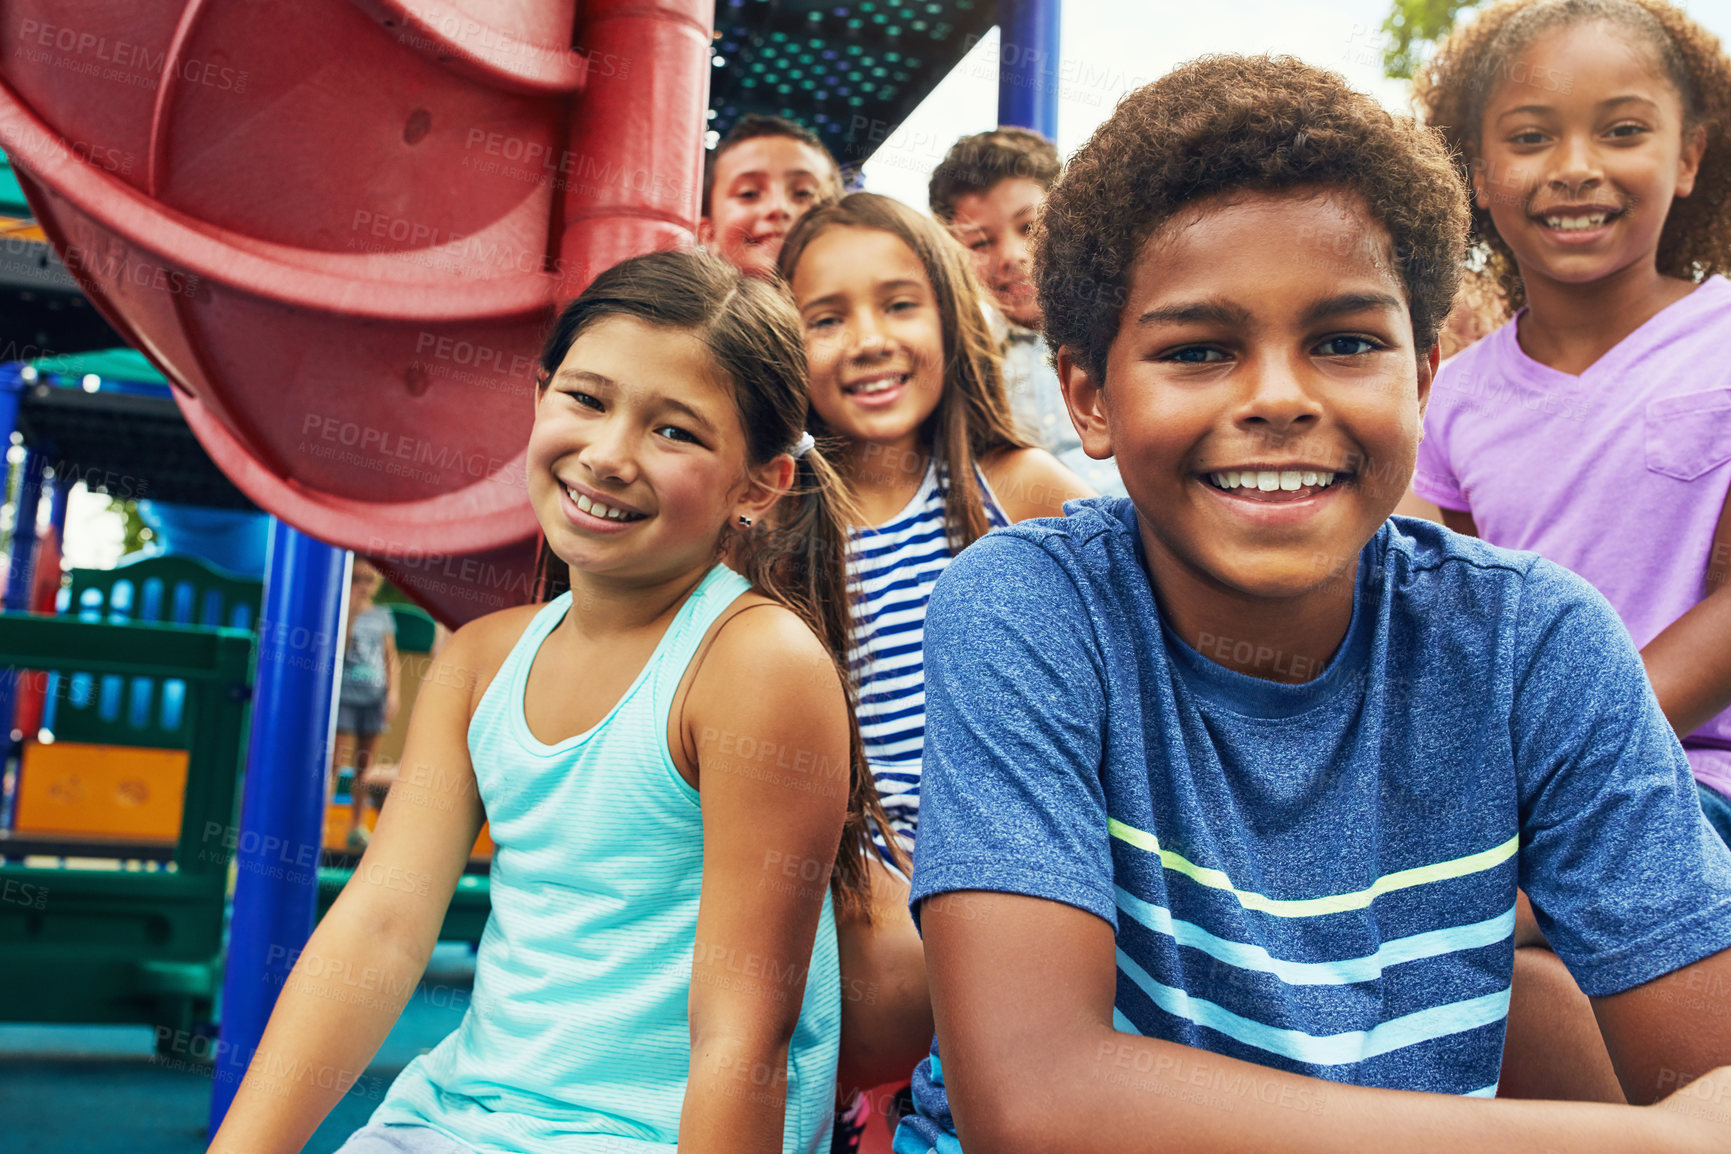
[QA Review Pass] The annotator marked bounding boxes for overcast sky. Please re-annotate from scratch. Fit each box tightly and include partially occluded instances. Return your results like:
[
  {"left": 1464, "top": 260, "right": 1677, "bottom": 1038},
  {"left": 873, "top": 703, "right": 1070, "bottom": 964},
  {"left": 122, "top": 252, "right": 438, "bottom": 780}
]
[{"left": 862, "top": 0, "right": 1731, "bottom": 206}]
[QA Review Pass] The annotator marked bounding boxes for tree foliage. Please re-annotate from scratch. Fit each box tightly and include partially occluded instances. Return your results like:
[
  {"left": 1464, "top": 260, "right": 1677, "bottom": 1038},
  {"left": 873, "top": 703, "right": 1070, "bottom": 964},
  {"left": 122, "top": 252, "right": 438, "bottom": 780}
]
[
  {"left": 1382, "top": 0, "right": 1483, "bottom": 78},
  {"left": 108, "top": 497, "right": 153, "bottom": 557}
]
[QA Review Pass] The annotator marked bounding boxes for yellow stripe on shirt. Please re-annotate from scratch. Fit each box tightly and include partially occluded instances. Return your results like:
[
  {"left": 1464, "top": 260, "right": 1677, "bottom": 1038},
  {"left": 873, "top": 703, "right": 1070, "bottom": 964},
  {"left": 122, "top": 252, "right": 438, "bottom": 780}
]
[{"left": 1107, "top": 818, "right": 1519, "bottom": 918}]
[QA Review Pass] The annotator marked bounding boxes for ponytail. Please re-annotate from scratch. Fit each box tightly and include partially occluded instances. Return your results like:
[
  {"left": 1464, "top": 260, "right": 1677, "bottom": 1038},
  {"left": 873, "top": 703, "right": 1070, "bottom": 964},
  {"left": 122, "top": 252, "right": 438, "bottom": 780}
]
[
  {"left": 734, "top": 436, "right": 908, "bottom": 921},
  {"left": 532, "top": 537, "right": 570, "bottom": 603},
  {"left": 933, "top": 287, "right": 1021, "bottom": 554}
]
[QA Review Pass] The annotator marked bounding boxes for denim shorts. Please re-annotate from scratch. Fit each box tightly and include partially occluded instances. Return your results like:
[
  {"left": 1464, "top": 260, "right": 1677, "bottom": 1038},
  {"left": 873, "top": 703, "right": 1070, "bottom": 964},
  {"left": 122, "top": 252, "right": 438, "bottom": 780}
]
[
  {"left": 1698, "top": 782, "right": 1731, "bottom": 849},
  {"left": 338, "top": 696, "right": 388, "bottom": 737}
]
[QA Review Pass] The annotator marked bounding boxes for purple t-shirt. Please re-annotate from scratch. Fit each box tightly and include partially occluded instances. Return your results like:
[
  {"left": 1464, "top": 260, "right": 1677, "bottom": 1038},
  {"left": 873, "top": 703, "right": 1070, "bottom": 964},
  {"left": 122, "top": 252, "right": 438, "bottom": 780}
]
[{"left": 1415, "top": 276, "right": 1731, "bottom": 795}]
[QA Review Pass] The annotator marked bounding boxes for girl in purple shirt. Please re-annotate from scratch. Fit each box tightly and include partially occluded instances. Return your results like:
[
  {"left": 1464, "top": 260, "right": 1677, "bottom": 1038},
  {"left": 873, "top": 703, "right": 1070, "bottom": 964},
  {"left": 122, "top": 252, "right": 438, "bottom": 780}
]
[
  {"left": 1415, "top": 0, "right": 1731, "bottom": 831},
  {"left": 1415, "top": 0, "right": 1731, "bottom": 1109}
]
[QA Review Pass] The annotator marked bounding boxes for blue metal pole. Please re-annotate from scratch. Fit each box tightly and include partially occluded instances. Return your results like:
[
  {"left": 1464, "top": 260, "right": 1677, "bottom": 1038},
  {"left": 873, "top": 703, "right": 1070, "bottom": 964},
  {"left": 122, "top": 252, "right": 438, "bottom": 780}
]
[
  {"left": 0, "top": 360, "right": 37, "bottom": 613},
  {"left": 0, "top": 367, "right": 22, "bottom": 768},
  {"left": 0, "top": 449, "right": 47, "bottom": 742},
  {"left": 0, "top": 365, "right": 20, "bottom": 463},
  {"left": 47, "top": 476, "right": 69, "bottom": 539},
  {"left": 209, "top": 520, "right": 348, "bottom": 1129},
  {"left": 3, "top": 449, "right": 48, "bottom": 612},
  {"left": 997, "top": 0, "right": 1061, "bottom": 139}
]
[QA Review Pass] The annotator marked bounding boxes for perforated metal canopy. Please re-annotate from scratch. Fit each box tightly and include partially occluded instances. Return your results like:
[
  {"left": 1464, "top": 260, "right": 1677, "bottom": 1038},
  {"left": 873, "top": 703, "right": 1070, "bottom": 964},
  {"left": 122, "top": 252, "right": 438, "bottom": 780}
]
[
  {"left": 1, "top": 152, "right": 126, "bottom": 357},
  {"left": 10, "top": 351, "right": 255, "bottom": 511},
  {"left": 709, "top": 0, "right": 995, "bottom": 170}
]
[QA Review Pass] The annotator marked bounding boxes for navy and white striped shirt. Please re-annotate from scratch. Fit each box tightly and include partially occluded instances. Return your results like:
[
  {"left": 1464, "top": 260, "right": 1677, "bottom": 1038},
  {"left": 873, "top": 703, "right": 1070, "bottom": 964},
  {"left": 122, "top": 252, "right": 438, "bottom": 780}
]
[{"left": 849, "top": 460, "right": 1008, "bottom": 858}]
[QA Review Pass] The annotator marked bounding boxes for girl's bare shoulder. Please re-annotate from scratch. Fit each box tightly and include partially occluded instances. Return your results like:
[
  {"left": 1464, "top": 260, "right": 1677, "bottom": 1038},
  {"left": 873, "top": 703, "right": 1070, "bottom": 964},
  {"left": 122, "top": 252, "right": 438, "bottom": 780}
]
[
  {"left": 436, "top": 602, "right": 548, "bottom": 709},
  {"left": 980, "top": 445, "right": 1094, "bottom": 522},
  {"left": 693, "top": 593, "right": 841, "bottom": 704}
]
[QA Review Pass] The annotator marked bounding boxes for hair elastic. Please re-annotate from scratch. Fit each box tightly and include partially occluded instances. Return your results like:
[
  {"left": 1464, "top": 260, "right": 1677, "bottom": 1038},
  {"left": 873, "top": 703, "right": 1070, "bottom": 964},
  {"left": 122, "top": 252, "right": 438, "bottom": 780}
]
[{"left": 788, "top": 431, "right": 816, "bottom": 459}]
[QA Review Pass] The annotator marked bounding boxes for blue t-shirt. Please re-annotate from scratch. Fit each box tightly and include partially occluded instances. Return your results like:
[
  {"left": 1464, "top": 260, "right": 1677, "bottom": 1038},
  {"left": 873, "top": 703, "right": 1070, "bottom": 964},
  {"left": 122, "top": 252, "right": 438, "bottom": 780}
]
[
  {"left": 899, "top": 499, "right": 1731, "bottom": 1145},
  {"left": 339, "top": 606, "right": 395, "bottom": 706}
]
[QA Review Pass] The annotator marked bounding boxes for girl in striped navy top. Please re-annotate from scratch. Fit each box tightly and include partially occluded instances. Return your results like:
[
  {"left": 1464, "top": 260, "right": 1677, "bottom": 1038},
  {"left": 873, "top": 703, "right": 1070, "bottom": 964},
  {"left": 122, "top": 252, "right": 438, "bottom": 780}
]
[
  {"left": 778, "top": 197, "right": 1094, "bottom": 1147},
  {"left": 780, "top": 193, "right": 1095, "bottom": 860}
]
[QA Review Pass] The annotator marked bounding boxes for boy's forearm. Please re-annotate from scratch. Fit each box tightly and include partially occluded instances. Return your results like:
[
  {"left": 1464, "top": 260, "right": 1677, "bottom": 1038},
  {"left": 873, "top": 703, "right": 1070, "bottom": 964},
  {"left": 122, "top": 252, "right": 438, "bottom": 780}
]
[
  {"left": 956, "top": 1027, "right": 1706, "bottom": 1154},
  {"left": 1641, "top": 586, "right": 1731, "bottom": 739},
  {"left": 1593, "top": 950, "right": 1731, "bottom": 1106},
  {"left": 678, "top": 1035, "right": 795, "bottom": 1154},
  {"left": 206, "top": 914, "right": 431, "bottom": 1154}
]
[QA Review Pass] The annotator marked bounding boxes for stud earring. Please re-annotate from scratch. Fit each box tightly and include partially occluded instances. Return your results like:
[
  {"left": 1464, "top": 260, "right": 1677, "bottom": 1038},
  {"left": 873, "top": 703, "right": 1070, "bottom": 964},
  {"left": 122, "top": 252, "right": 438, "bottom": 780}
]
[{"left": 737, "top": 514, "right": 753, "bottom": 527}]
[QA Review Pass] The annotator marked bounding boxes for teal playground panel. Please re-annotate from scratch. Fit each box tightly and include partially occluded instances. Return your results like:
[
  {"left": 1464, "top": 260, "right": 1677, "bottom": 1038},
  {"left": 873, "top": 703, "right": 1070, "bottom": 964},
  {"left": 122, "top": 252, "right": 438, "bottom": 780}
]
[
  {"left": 0, "top": 615, "right": 253, "bottom": 1041},
  {"left": 387, "top": 602, "right": 436, "bottom": 655},
  {"left": 47, "top": 554, "right": 263, "bottom": 748},
  {"left": 0, "top": 569, "right": 488, "bottom": 1049}
]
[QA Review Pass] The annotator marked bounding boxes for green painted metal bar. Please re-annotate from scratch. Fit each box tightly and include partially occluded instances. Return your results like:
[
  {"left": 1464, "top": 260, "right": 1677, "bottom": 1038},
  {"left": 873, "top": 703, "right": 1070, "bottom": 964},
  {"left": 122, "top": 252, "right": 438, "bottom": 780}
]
[{"left": 0, "top": 614, "right": 253, "bottom": 680}]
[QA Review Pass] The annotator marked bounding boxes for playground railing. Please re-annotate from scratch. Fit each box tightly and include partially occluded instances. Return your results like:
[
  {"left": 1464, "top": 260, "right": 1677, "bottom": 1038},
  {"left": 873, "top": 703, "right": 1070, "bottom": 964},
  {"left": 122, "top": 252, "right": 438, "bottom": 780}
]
[
  {"left": 0, "top": 613, "right": 253, "bottom": 1041},
  {"left": 51, "top": 553, "right": 262, "bottom": 749}
]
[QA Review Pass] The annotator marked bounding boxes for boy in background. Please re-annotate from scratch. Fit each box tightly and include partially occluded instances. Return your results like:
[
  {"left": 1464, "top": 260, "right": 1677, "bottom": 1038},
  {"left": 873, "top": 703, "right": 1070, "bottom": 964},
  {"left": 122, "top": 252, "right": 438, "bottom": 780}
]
[
  {"left": 929, "top": 127, "right": 1122, "bottom": 495},
  {"left": 700, "top": 114, "right": 843, "bottom": 279}
]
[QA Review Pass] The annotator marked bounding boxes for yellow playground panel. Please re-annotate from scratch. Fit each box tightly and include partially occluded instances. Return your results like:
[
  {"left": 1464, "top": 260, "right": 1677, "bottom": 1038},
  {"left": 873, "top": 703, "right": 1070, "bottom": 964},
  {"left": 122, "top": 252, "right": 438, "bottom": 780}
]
[
  {"left": 13, "top": 741, "right": 190, "bottom": 841},
  {"left": 24, "top": 559, "right": 491, "bottom": 863}
]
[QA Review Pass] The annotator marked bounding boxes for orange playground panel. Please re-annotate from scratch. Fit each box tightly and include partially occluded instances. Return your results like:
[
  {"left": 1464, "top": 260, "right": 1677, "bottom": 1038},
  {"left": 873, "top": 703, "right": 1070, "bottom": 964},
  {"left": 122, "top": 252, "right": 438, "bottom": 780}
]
[{"left": 13, "top": 740, "right": 190, "bottom": 841}]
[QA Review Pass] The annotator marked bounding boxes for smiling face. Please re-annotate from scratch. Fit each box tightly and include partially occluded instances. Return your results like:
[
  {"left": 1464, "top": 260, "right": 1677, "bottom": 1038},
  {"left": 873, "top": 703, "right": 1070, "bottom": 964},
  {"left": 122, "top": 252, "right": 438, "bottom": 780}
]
[
  {"left": 1062, "top": 187, "right": 1434, "bottom": 604},
  {"left": 700, "top": 135, "right": 836, "bottom": 278},
  {"left": 789, "top": 225, "right": 947, "bottom": 460},
  {"left": 948, "top": 176, "right": 1046, "bottom": 328},
  {"left": 527, "top": 315, "right": 762, "bottom": 583},
  {"left": 1475, "top": 22, "right": 1703, "bottom": 291}
]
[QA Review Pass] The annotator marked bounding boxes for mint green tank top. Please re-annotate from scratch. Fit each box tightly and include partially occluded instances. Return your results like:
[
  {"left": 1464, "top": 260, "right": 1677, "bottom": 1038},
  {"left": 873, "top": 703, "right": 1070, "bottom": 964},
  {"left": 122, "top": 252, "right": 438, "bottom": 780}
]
[{"left": 371, "top": 564, "right": 841, "bottom": 1153}]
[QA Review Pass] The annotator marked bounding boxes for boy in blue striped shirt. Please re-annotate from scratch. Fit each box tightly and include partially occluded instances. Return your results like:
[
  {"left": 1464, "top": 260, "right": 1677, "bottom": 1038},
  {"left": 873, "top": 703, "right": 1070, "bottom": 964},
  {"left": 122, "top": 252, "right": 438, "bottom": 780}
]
[{"left": 897, "top": 55, "right": 1731, "bottom": 1152}]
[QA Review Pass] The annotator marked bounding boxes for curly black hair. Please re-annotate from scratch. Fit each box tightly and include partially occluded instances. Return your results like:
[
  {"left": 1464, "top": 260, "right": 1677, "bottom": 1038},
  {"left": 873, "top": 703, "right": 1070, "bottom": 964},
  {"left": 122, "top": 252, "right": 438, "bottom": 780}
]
[
  {"left": 928, "top": 126, "right": 1062, "bottom": 222},
  {"left": 1415, "top": 0, "right": 1731, "bottom": 312},
  {"left": 1037, "top": 55, "right": 1469, "bottom": 384}
]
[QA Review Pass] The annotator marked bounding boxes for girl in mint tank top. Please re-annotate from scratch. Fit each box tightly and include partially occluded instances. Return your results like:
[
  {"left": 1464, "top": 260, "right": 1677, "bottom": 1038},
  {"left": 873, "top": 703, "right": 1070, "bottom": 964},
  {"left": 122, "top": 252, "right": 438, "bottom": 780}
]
[{"left": 209, "top": 251, "right": 901, "bottom": 1154}]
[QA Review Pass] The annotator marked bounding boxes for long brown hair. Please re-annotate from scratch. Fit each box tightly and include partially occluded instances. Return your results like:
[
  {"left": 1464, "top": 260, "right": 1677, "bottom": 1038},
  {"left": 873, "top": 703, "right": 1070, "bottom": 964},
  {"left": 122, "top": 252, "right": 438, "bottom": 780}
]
[
  {"left": 777, "top": 192, "right": 1030, "bottom": 554},
  {"left": 530, "top": 248, "right": 897, "bottom": 918}
]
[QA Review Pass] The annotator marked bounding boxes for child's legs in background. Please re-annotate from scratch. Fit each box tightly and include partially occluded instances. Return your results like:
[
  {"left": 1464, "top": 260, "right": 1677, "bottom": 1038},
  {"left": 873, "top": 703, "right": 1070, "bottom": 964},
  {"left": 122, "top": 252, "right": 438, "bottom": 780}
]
[
  {"left": 356, "top": 734, "right": 397, "bottom": 822},
  {"left": 350, "top": 729, "right": 383, "bottom": 827},
  {"left": 1498, "top": 892, "right": 1624, "bottom": 1103},
  {"left": 332, "top": 728, "right": 358, "bottom": 803},
  {"left": 334, "top": 699, "right": 388, "bottom": 843}
]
